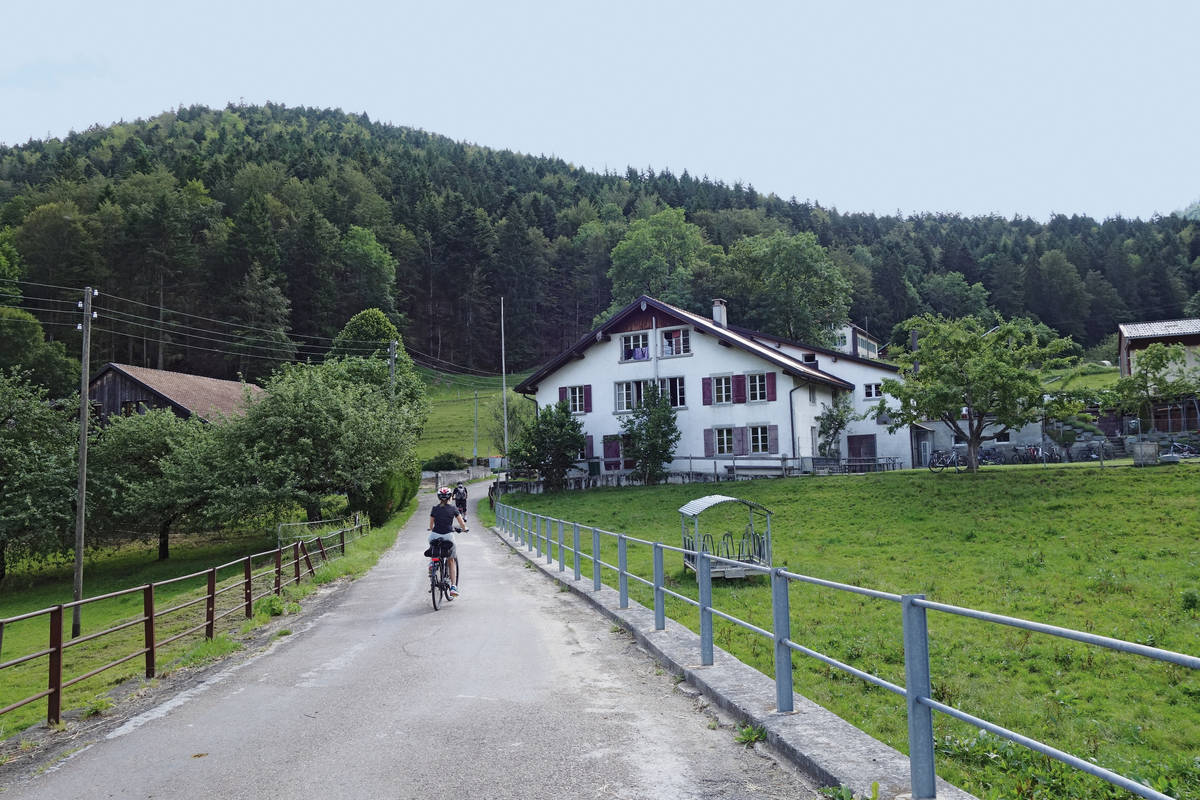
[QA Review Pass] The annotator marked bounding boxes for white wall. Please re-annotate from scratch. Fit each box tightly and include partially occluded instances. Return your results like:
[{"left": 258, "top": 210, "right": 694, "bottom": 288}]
[
  {"left": 765, "top": 341, "right": 912, "bottom": 467},
  {"left": 531, "top": 324, "right": 835, "bottom": 473}
]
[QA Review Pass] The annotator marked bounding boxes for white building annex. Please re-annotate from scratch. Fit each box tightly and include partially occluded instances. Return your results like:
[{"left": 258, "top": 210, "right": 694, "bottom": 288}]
[{"left": 514, "top": 295, "right": 924, "bottom": 477}]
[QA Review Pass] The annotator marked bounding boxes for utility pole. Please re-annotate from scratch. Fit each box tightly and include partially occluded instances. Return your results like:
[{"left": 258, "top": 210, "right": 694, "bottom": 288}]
[
  {"left": 388, "top": 340, "right": 397, "bottom": 404},
  {"left": 500, "top": 297, "right": 509, "bottom": 473},
  {"left": 73, "top": 287, "right": 97, "bottom": 639}
]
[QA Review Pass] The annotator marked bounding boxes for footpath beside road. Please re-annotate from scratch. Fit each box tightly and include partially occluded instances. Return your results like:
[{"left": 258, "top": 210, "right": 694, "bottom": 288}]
[
  {"left": 1, "top": 488, "right": 818, "bottom": 800},
  {"left": 488, "top": 500, "right": 979, "bottom": 800}
]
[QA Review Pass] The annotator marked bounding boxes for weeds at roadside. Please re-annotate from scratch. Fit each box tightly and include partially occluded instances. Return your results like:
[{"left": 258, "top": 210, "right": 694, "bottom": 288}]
[
  {"left": 818, "top": 782, "right": 879, "bottom": 800},
  {"left": 733, "top": 724, "right": 766, "bottom": 746},
  {"left": 82, "top": 696, "right": 113, "bottom": 718}
]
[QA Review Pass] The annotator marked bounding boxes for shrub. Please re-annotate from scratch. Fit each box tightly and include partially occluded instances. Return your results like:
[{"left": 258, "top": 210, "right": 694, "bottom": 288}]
[{"left": 422, "top": 452, "right": 467, "bottom": 471}]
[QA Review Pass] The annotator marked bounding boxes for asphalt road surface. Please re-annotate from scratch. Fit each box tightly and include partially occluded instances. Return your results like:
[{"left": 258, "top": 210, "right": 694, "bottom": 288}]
[{"left": 2, "top": 487, "right": 818, "bottom": 799}]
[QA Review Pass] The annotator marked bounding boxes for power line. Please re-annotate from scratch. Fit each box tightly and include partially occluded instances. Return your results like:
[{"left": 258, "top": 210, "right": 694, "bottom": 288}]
[
  {"left": 95, "top": 304, "right": 381, "bottom": 357},
  {"left": 0, "top": 277, "right": 86, "bottom": 292}
]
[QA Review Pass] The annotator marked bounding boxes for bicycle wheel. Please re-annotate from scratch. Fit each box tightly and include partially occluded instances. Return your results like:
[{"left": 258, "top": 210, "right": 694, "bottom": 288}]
[
  {"left": 928, "top": 457, "right": 945, "bottom": 473},
  {"left": 430, "top": 560, "right": 442, "bottom": 610},
  {"left": 953, "top": 455, "right": 968, "bottom": 473}
]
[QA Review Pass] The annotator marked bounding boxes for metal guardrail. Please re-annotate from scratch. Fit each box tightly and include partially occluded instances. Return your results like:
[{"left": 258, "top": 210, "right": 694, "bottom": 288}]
[
  {"left": 0, "top": 520, "right": 369, "bottom": 726},
  {"left": 494, "top": 502, "right": 1198, "bottom": 800}
]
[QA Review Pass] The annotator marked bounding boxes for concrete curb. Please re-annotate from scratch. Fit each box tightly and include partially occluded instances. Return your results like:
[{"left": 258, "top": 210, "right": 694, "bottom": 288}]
[{"left": 489, "top": 524, "right": 978, "bottom": 800}]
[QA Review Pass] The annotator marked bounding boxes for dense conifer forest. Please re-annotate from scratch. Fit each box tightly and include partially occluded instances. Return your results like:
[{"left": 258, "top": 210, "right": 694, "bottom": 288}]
[{"left": 2, "top": 102, "right": 1198, "bottom": 386}]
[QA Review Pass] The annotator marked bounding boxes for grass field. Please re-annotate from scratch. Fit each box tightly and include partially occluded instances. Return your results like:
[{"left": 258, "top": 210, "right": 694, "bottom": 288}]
[
  {"left": 415, "top": 366, "right": 529, "bottom": 463},
  {"left": 0, "top": 501, "right": 416, "bottom": 741},
  {"left": 489, "top": 463, "right": 1200, "bottom": 800}
]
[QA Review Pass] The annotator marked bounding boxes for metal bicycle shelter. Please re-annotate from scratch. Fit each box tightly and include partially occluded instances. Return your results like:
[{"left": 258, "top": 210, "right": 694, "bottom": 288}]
[{"left": 679, "top": 494, "right": 772, "bottom": 579}]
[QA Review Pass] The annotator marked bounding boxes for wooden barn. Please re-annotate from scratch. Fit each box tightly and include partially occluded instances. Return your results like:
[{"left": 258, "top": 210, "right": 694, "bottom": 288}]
[{"left": 89, "top": 363, "right": 263, "bottom": 424}]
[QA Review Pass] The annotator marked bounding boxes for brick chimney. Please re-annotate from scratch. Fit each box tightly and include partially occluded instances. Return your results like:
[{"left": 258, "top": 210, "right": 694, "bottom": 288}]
[{"left": 712, "top": 299, "right": 728, "bottom": 328}]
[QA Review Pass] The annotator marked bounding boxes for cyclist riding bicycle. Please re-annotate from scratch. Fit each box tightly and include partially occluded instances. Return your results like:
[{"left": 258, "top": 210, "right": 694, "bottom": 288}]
[
  {"left": 428, "top": 486, "right": 466, "bottom": 597},
  {"left": 452, "top": 481, "right": 468, "bottom": 517}
]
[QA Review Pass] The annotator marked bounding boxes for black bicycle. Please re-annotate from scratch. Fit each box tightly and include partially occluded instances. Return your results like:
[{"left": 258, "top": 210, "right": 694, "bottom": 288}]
[
  {"left": 428, "top": 527, "right": 465, "bottom": 611},
  {"left": 928, "top": 449, "right": 967, "bottom": 473}
]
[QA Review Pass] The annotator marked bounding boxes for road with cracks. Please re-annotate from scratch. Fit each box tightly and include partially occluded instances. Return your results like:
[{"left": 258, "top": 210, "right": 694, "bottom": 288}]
[{"left": 2, "top": 486, "right": 819, "bottom": 800}]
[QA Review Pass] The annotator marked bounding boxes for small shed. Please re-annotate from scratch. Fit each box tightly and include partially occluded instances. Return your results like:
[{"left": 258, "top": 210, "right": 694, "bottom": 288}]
[{"left": 678, "top": 494, "right": 772, "bottom": 579}]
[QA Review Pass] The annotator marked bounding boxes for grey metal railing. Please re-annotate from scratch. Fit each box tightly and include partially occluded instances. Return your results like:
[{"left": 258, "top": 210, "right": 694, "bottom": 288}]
[{"left": 494, "top": 502, "right": 1198, "bottom": 800}]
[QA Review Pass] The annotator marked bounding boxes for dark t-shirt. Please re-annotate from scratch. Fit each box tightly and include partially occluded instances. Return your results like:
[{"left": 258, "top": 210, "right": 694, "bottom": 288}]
[{"left": 430, "top": 502, "right": 460, "bottom": 534}]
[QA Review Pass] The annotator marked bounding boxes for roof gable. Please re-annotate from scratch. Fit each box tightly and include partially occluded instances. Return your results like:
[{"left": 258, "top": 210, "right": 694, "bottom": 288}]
[
  {"left": 94, "top": 363, "right": 263, "bottom": 421},
  {"left": 515, "top": 296, "right": 854, "bottom": 393}
]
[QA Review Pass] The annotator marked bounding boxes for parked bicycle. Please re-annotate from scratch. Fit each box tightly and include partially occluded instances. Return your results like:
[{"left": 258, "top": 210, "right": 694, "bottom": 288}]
[
  {"left": 1162, "top": 440, "right": 1198, "bottom": 458},
  {"left": 1010, "top": 443, "right": 1061, "bottom": 464},
  {"left": 928, "top": 449, "right": 968, "bottom": 473}
]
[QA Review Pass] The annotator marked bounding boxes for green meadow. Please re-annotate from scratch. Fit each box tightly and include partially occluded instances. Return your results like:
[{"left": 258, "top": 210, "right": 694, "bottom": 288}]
[
  {"left": 489, "top": 464, "right": 1200, "bottom": 799},
  {"left": 415, "top": 366, "right": 528, "bottom": 463}
]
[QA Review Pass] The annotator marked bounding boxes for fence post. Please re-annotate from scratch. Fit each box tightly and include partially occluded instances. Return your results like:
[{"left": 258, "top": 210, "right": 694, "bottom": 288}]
[
  {"left": 618, "top": 535, "right": 628, "bottom": 609},
  {"left": 592, "top": 527, "right": 602, "bottom": 592},
  {"left": 299, "top": 542, "right": 315, "bottom": 576},
  {"left": 573, "top": 522, "right": 581, "bottom": 581},
  {"left": 698, "top": 551, "right": 713, "bottom": 666},
  {"left": 274, "top": 547, "right": 282, "bottom": 595},
  {"left": 653, "top": 543, "right": 665, "bottom": 630},
  {"left": 243, "top": 557, "right": 253, "bottom": 618},
  {"left": 772, "top": 568, "right": 794, "bottom": 712},
  {"left": 557, "top": 520, "right": 565, "bottom": 572},
  {"left": 535, "top": 515, "right": 543, "bottom": 557},
  {"left": 902, "top": 594, "right": 937, "bottom": 800},
  {"left": 546, "top": 518, "right": 554, "bottom": 565},
  {"left": 316, "top": 535, "right": 329, "bottom": 563},
  {"left": 48, "top": 605, "right": 63, "bottom": 725},
  {"left": 293, "top": 542, "right": 301, "bottom": 585},
  {"left": 340, "top": 528, "right": 346, "bottom": 557},
  {"left": 143, "top": 584, "right": 156, "bottom": 678},
  {"left": 205, "top": 568, "right": 217, "bottom": 639}
]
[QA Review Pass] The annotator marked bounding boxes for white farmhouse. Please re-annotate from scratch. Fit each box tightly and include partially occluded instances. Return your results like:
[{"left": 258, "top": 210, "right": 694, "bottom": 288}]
[{"left": 514, "top": 295, "right": 922, "bottom": 477}]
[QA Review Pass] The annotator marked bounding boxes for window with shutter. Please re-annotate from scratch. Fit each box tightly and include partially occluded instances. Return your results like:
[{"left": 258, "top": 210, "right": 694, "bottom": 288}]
[{"left": 702, "top": 377, "right": 713, "bottom": 405}]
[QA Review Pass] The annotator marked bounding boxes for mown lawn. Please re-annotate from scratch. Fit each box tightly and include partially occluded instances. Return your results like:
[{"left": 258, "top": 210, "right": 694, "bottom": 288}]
[{"left": 493, "top": 463, "right": 1200, "bottom": 800}]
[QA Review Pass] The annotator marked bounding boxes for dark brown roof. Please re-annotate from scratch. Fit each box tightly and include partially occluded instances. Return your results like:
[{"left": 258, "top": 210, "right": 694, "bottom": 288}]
[
  {"left": 97, "top": 363, "right": 263, "bottom": 421},
  {"left": 514, "top": 295, "right": 854, "bottom": 394}
]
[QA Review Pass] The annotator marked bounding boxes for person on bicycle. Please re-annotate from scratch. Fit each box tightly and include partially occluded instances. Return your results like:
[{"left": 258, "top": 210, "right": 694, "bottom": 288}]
[
  {"left": 452, "top": 481, "right": 468, "bottom": 517},
  {"left": 428, "top": 486, "right": 466, "bottom": 597}
]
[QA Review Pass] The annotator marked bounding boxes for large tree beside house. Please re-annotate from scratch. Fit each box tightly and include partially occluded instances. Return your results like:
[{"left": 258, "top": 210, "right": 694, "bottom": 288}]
[
  {"left": 876, "top": 315, "right": 1080, "bottom": 471},
  {"left": 509, "top": 399, "right": 586, "bottom": 492}
]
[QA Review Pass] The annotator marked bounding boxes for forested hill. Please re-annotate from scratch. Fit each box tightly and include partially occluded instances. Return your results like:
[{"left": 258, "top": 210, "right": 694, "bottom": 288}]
[{"left": 1, "top": 102, "right": 1198, "bottom": 384}]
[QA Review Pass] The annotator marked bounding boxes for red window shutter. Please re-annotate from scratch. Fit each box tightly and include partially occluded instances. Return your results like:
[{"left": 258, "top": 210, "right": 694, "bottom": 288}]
[
  {"left": 622, "top": 435, "right": 635, "bottom": 469},
  {"left": 703, "top": 428, "right": 715, "bottom": 457},
  {"left": 733, "top": 426, "right": 748, "bottom": 455},
  {"left": 558, "top": 387, "right": 568, "bottom": 405},
  {"left": 583, "top": 385, "right": 592, "bottom": 412},
  {"left": 603, "top": 436, "right": 621, "bottom": 470},
  {"left": 766, "top": 372, "right": 777, "bottom": 401},
  {"left": 702, "top": 377, "right": 713, "bottom": 405},
  {"left": 768, "top": 425, "right": 779, "bottom": 454},
  {"left": 585, "top": 435, "right": 594, "bottom": 459},
  {"left": 732, "top": 374, "right": 747, "bottom": 403}
]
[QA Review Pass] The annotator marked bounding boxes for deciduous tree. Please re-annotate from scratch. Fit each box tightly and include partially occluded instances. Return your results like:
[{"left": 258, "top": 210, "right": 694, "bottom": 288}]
[
  {"left": 875, "top": 315, "right": 1079, "bottom": 471},
  {"left": 619, "top": 384, "right": 681, "bottom": 485}
]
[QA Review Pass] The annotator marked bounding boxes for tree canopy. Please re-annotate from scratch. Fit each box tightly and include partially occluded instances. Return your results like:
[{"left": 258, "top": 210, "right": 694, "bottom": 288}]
[
  {"left": 0, "top": 103, "right": 1196, "bottom": 392},
  {"left": 876, "top": 315, "right": 1080, "bottom": 470}
]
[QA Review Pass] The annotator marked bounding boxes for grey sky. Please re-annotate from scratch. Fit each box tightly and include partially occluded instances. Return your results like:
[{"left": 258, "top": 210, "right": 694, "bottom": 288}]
[{"left": 2, "top": 0, "right": 1196, "bottom": 221}]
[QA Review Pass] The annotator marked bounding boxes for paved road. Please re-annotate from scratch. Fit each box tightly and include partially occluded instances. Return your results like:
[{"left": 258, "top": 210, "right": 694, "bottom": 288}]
[{"left": 2, "top": 487, "right": 818, "bottom": 799}]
